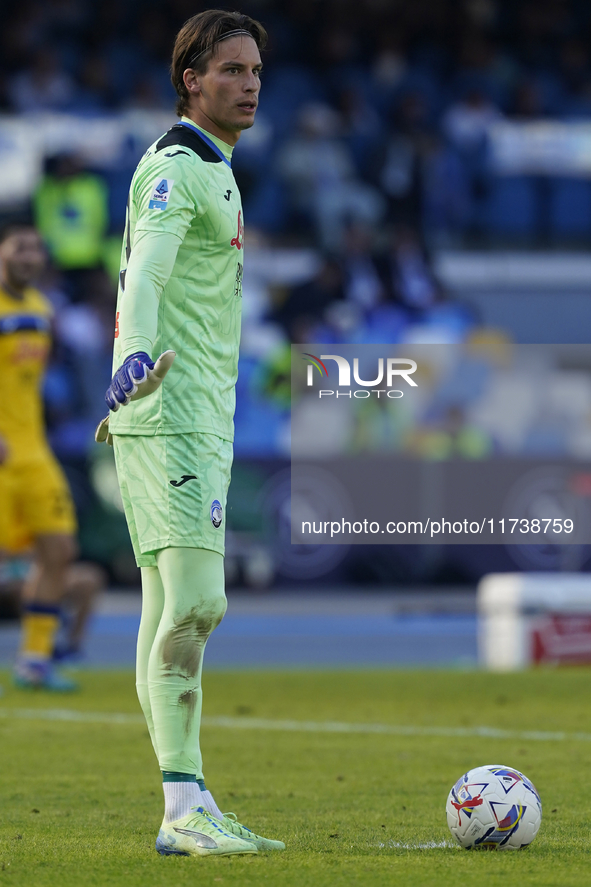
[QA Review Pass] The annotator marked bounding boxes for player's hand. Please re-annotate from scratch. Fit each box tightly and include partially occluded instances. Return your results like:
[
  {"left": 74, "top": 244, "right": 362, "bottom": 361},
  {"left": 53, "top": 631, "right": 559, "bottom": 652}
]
[
  {"left": 105, "top": 350, "right": 176, "bottom": 412},
  {"left": 0, "top": 434, "right": 8, "bottom": 464}
]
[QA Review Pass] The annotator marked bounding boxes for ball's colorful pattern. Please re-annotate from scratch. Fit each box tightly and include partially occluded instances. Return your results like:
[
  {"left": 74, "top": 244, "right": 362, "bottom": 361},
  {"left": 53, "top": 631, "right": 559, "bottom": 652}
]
[{"left": 447, "top": 765, "right": 542, "bottom": 850}]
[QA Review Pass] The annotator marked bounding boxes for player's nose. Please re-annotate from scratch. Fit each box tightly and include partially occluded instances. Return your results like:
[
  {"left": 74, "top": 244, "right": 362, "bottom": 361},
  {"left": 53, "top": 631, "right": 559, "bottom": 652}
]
[{"left": 244, "top": 72, "right": 259, "bottom": 92}]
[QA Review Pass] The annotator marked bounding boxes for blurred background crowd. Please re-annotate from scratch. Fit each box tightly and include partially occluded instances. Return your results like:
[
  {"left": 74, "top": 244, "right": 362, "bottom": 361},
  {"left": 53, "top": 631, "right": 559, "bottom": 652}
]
[{"left": 2, "top": 0, "right": 591, "bottom": 588}]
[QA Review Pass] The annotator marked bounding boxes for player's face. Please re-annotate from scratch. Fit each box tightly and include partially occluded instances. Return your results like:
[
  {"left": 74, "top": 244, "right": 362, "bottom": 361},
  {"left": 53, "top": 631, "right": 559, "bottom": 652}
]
[
  {"left": 187, "top": 36, "right": 262, "bottom": 144},
  {"left": 0, "top": 231, "right": 46, "bottom": 290}
]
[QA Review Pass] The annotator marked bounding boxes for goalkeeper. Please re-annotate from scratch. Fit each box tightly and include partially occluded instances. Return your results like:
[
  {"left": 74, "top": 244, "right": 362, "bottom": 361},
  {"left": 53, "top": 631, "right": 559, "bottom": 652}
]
[{"left": 99, "top": 9, "right": 284, "bottom": 859}]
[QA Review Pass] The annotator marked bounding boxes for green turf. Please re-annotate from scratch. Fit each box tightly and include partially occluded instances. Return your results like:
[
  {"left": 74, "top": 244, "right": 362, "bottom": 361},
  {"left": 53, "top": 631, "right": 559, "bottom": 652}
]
[{"left": 0, "top": 668, "right": 590, "bottom": 887}]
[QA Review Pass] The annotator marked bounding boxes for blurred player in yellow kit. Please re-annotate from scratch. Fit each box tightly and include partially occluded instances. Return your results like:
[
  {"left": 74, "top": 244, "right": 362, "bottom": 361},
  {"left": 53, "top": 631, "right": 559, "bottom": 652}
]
[{"left": 0, "top": 225, "right": 78, "bottom": 690}]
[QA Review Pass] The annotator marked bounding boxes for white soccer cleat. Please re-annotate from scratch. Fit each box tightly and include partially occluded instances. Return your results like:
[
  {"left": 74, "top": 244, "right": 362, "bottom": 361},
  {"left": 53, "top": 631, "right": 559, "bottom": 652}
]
[{"left": 221, "top": 812, "right": 286, "bottom": 851}]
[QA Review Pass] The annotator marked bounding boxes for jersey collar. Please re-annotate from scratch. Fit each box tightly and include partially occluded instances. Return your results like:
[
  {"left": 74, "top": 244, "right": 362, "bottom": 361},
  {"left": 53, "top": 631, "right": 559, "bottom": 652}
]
[{"left": 179, "top": 118, "right": 233, "bottom": 167}]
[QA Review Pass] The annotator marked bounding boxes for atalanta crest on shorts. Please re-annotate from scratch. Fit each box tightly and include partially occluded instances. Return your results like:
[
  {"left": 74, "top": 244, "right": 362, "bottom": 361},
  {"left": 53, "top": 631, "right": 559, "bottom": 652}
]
[
  {"left": 210, "top": 499, "right": 223, "bottom": 528},
  {"left": 149, "top": 177, "right": 175, "bottom": 210}
]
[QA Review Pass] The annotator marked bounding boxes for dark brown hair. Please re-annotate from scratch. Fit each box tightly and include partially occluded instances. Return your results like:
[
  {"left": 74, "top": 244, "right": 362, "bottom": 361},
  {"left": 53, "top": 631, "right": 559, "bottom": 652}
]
[
  {"left": 0, "top": 222, "right": 37, "bottom": 245},
  {"left": 171, "top": 9, "right": 268, "bottom": 117}
]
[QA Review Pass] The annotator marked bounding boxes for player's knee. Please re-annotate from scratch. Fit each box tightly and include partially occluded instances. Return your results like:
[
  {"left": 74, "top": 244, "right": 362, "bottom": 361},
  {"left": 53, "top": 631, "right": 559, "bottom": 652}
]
[
  {"left": 189, "top": 589, "right": 227, "bottom": 639},
  {"left": 66, "top": 562, "right": 106, "bottom": 598},
  {"left": 37, "top": 534, "right": 78, "bottom": 572},
  {"left": 54, "top": 536, "right": 77, "bottom": 569},
  {"left": 164, "top": 591, "right": 226, "bottom": 661},
  {"left": 159, "top": 601, "right": 223, "bottom": 682}
]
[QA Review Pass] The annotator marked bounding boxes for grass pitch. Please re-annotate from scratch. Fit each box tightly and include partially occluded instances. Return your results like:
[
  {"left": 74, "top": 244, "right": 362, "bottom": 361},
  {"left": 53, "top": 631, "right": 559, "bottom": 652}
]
[{"left": 0, "top": 668, "right": 590, "bottom": 887}]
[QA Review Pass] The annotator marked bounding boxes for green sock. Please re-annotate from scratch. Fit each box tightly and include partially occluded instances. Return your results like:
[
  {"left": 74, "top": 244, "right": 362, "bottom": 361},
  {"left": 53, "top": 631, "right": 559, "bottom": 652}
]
[
  {"left": 137, "top": 566, "right": 165, "bottom": 759},
  {"left": 147, "top": 547, "right": 226, "bottom": 776},
  {"left": 162, "top": 771, "right": 197, "bottom": 782}
]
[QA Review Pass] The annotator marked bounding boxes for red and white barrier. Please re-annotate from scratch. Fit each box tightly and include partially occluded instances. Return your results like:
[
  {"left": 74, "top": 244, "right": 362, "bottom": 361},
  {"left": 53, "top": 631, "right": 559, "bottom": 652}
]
[{"left": 477, "top": 573, "right": 591, "bottom": 670}]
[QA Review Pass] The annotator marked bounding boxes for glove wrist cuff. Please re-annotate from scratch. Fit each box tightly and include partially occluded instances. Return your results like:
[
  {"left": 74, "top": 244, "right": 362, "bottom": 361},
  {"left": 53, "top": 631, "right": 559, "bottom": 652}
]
[{"left": 124, "top": 351, "right": 152, "bottom": 364}]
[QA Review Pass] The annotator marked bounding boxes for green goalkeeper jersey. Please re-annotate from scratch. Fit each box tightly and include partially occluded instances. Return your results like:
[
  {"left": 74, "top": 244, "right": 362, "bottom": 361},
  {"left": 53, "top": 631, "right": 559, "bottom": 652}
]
[{"left": 109, "top": 117, "right": 244, "bottom": 441}]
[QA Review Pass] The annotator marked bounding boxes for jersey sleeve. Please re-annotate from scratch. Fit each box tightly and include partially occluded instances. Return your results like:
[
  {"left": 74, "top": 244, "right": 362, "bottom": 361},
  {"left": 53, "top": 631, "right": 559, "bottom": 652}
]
[
  {"left": 134, "top": 153, "right": 209, "bottom": 240},
  {"left": 117, "top": 228, "right": 181, "bottom": 359},
  {"left": 117, "top": 154, "right": 210, "bottom": 361}
]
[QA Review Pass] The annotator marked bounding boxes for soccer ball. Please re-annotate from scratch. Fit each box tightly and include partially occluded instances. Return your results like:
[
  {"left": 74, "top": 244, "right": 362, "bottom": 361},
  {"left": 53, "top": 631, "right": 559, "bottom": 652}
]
[{"left": 446, "top": 764, "right": 542, "bottom": 850}]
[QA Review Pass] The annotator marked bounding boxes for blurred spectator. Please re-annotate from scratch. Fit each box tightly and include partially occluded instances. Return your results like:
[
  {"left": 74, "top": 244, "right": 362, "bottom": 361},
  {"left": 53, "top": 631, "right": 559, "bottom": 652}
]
[
  {"left": 559, "top": 38, "right": 589, "bottom": 96},
  {"left": 371, "top": 33, "right": 408, "bottom": 97},
  {"left": 422, "top": 137, "right": 472, "bottom": 237},
  {"left": 239, "top": 229, "right": 287, "bottom": 359},
  {"left": 379, "top": 226, "right": 440, "bottom": 315},
  {"left": 372, "top": 92, "right": 431, "bottom": 229},
  {"left": 442, "top": 89, "right": 501, "bottom": 235},
  {"left": 334, "top": 85, "right": 382, "bottom": 173},
  {"left": 124, "top": 76, "right": 171, "bottom": 111},
  {"left": 443, "top": 88, "right": 501, "bottom": 153},
  {"left": 277, "top": 102, "right": 385, "bottom": 249},
  {"left": 33, "top": 153, "right": 109, "bottom": 300},
  {"left": 256, "top": 345, "right": 292, "bottom": 411},
  {"left": 404, "top": 404, "right": 495, "bottom": 460},
  {"left": 71, "top": 52, "right": 114, "bottom": 112},
  {"left": 272, "top": 254, "right": 345, "bottom": 342},
  {"left": 8, "top": 48, "right": 77, "bottom": 113},
  {"left": 510, "top": 78, "right": 548, "bottom": 119},
  {"left": 54, "top": 268, "right": 114, "bottom": 426},
  {"left": 311, "top": 299, "right": 367, "bottom": 345},
  {"left": 341, "top": 224, "right": 385, "bottom": 311}
]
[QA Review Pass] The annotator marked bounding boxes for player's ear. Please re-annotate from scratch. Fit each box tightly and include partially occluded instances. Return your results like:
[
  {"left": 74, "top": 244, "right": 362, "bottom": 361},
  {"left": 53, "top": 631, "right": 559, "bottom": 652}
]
[{"left": 183, "top": 68, "right": 201, "bottom": 96}]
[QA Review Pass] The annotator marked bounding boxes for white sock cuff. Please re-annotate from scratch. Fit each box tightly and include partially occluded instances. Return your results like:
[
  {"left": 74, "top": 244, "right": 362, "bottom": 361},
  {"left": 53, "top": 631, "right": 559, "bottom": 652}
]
[
  {"left": 201, "top": 788, "right": 224, "bottom": 820},
  {"left": 163, "top": 781, "right": 202, "bottom": 824}
]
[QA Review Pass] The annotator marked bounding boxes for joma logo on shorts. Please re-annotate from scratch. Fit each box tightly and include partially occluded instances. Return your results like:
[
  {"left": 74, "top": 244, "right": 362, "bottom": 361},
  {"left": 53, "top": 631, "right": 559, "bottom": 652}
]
[{"left": 169, "top": 475, "right": 197, "bottom": 488}]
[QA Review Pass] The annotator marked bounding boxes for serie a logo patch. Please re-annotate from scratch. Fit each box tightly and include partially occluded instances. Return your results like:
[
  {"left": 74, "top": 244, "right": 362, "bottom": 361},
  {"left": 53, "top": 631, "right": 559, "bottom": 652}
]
[
  {"left": 148, "top": 177, "right": 175, "bottom": 210},
  {"left": 211, "top": 499, "right": 223, "bottom": 528}
]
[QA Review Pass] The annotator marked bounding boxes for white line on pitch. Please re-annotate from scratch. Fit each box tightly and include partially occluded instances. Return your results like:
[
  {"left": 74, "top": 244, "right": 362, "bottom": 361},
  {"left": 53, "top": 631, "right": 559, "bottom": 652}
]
[
  {"left": 0, "top": 707, "right": 589, "bottom": 742},
  {"left": 0, "top": 708, "right": 144, "bottom": 724},
  {"left": 377, "top": 841, "right": 459, "bottom": 850},
  {"left": 203, "top": 716, "right": 591, "bottom": 743}
]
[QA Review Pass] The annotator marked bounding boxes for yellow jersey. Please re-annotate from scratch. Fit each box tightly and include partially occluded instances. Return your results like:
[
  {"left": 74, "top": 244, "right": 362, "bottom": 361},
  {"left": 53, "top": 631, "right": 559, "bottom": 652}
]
[{"left": 0, "top": 283, "right": 52, "bottom": 453}]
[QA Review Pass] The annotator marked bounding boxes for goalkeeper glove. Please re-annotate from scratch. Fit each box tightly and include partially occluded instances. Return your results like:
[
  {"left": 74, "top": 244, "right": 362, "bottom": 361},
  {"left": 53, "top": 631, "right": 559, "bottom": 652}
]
[
  {"left": 105, "top": 350, "right": 175, "bottom": 411},
  {"left": 95, "top": 350, "right": 175, "bottom": 445}
]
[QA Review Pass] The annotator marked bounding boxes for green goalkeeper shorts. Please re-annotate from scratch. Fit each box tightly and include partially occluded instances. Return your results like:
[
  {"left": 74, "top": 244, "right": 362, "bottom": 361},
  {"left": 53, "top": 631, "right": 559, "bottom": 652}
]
[{"left": 112, "top": 432, "right": 233, "bottom": 566}]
